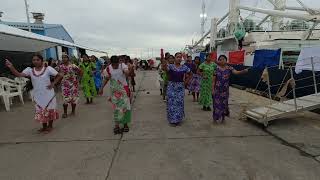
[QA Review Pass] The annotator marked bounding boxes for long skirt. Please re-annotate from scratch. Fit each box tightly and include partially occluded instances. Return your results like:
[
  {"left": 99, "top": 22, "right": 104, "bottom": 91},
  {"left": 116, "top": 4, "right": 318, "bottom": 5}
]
[
  {"left": 94, "top": 72, "right": 103, "bottom": 90},
  {"left": 188, "top": 74, "right": 201, "bottom": 93},
  {"left": 167, "top": 81, "right": 185, "bottom": 124},
  {"left": 33, "top": 91, "right": 59, "bottom": 123},
  {"left": 199, "top": 78, "right": 213, "bottom": 107},
  {"left": 112, "top": 85, "right": 131, "bottom": 125}
]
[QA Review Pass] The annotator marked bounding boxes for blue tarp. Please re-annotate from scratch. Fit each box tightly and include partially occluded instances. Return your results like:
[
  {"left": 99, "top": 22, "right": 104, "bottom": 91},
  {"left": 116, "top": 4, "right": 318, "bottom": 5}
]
[
  {"left": 200, "top": 52, "right": 207, "bottom": 63},
  {"left": 253, "top": 49, "right": 281, "bottom": 69}
]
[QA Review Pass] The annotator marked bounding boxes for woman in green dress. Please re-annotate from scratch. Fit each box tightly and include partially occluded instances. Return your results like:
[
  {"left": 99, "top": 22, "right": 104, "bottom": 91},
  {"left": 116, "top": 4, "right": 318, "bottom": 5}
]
[
  {"left": 80, "top": 54, "right": 97, "bottom": 104},
  {"left": 198, "top": 54, "right": 217, "bottom": 111}
]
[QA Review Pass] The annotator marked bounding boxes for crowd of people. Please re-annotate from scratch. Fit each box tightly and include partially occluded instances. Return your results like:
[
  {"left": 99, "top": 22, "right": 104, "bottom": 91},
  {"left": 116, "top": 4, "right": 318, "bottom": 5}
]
[
  {"left": 159, "top": 52, "right": 249, "bottom": 126},
  {"left": 4, "top": 51, "right": 248, "bottom": 135},
  {"left": 5, "top": 53, "right": 136, "bottom": 135}
]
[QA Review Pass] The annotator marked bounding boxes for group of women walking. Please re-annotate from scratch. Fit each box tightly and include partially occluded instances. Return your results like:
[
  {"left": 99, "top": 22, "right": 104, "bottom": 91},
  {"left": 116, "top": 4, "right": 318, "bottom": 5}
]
[
  {"left": 5, "top": 53, "right": 135, "bottom": 135},
  {"left": 161, "top": 52, "right": 248, "bottom": 126}
]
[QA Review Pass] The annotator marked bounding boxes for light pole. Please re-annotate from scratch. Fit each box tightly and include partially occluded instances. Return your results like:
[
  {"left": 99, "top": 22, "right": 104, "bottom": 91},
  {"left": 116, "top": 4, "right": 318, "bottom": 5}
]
[
  {"left": 200, "top": 0, "right": 207, "bottom": 46},
  {"left": 24, "top": 0, "right": 31, "bottom": 32}
]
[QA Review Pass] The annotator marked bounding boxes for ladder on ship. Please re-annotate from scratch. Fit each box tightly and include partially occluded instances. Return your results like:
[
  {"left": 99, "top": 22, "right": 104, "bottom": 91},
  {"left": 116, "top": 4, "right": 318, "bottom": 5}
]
[
  {"left": 243, "top": 93, "right": 320, "bottom": 127},
  {"left": 242, "top": 55, "right": 320, "bottom": 127}
]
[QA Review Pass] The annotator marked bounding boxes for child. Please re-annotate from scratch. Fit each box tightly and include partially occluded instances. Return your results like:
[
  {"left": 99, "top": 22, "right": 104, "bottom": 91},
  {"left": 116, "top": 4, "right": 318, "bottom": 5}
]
[
  {"left": 212, "top": 55, "right": 248, "bottom": 123},
  {"left": 188, "top": 56, "right": 202, "bottom": 102},
  {"left": 5, "top": 54, "right": 62, "bottom": 133}
]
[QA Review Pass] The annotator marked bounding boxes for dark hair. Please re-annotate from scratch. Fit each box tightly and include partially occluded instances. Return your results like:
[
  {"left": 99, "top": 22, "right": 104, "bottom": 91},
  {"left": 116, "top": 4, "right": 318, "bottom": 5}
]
[
  {"left": 62, "top": 54, "right": 69, "bottom": 59},
  {"left": 110, "top": 55, "right": 119, "bottom": 64},
  {"left": 169, "top": 55, "right": 175, "bottom": 59},
  {"left": 48, "top": 59, "right": 52, "bottom": 66},
  {"left": 175, "top": 52, "right": 182, "bottom": 57},
  {"left": 82, "top": 54, "right": 89, "bottom": 58},
  {"left": 194, "top": 56, "right": 200, "bottom": 60},
  {"left": 218, "top": 54, "right": 228, "bottom": 61},
  {"left": 204, "top": 53, "right": 210, "bottom": 60},
  {"left": 32, "top": 53, "right": 44, "bottom": 61}
]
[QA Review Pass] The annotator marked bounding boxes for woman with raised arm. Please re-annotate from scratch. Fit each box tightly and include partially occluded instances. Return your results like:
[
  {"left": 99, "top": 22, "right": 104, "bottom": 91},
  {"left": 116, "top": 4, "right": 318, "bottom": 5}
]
[
  {"left": 5, "top": 54, "right": 62, "bottom": 133},
  {"left": 212, "top": 55, "right": 249, "bottom": 123},
  {"left": 163, "top": 52, "right": 191, "bottom": 126},
  {"left": 99, "top": 56, "right": 131, "bottom": 135}
]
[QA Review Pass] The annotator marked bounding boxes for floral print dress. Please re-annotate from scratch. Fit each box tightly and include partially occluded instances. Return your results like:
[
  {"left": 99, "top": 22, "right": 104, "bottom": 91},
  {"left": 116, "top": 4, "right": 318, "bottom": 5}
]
[
  {"left": 106, "top": 64, "right": 131, "bottom": 125},
  {"left": 213, "top": 66, "right": 234, "bottom": 122},
  {"left": 199, "top": 62, "right": 217, "bottom": 107},
  {"left": 59, "top": 64, "right": 80, "bottom": 104},
  {"left": 167, "top": 64, "right": 190, "bottom": 124},
  {"left": 79, "top": 62, "right": 97, "bottom": 98}
]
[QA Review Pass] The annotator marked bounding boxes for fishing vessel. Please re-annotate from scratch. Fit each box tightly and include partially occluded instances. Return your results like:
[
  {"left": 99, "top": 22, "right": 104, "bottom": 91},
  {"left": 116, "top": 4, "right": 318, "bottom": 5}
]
[{"left": 187, "top": 0, "right": 320, "bottom": 98}]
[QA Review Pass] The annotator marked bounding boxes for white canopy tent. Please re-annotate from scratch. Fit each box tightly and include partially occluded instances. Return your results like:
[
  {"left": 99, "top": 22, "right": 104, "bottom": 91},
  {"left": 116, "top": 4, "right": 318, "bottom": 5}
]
[{"left": 0, "top": 24, "right": 106, "bottom": 54}]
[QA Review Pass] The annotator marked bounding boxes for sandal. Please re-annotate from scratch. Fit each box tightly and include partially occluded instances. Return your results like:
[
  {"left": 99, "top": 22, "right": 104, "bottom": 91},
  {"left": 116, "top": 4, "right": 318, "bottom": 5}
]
[
  {"left": 123, "top": 126, "right": 130, "bottom": 133},
  {"left": 37, "top": 128, "right": 47, "bottom": 134},
  {"left": 113, "top": 127, "right": 122, "bottom": 135},
  {"left": 44, "top": 127, "right": 53, "bottom": 134}
]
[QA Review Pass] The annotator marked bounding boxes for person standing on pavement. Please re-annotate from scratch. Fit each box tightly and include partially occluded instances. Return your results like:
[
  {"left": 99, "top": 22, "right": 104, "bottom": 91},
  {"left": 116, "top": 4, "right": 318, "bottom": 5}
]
[
  {"left": 185, "top": 55, "right": 194, "bottom": 95},
  {"left": 163, "top": 52, "right": 191, "bottom": 126},
  {"left": 5, "top": 54, "right": 62, "bottom": 133},
  {"left": 188, "top": 56, "right": 202, "bottom": 102},
  {"left": 58, "top": 54, "right": 82, "bottom": 118},
  {"left": 99, "top": 56, "right": 131, "bottom": 135},
  {"left": 91, "top": 55, "right": 104, "bottom": 93},
  {"left": 159, "top": 58, "right": 169, "bottom": 101},
  {"left": 198, "top": 53, "right": 217, "bottom": 111},
  {"left": 212, "top": 55, "right": 249, "bottom": 123},
  {"left": 128, "top": 58, "right": 136, "bottom": 93},
  {"left": 79, "top": 54, "right": 97, "bottom": 104}
]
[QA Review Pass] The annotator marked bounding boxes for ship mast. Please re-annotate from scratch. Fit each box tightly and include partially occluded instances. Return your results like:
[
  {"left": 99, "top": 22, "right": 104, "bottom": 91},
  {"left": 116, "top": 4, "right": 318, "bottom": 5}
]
[{"left": 24, "top": 0, "right": 31, "bottom": 32}]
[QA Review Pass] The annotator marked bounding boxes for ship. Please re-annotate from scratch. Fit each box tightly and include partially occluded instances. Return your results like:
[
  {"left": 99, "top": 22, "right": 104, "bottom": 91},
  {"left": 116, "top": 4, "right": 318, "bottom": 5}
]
[{"left": 186, "top": 0, "right": 320, "bottom": 99}]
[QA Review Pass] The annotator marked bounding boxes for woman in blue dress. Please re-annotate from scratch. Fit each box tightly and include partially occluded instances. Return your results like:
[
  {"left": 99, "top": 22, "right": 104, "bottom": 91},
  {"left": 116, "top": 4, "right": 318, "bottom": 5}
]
[
  {"left": 91, "top": 55, "right": 104, "bottom": 92},
  {"left": 162, "top": 52, "right": 191, "bottom": 126}
]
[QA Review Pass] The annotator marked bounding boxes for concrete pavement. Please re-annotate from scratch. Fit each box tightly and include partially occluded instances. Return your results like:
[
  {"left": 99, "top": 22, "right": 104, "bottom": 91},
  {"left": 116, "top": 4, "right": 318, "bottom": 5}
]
[{"left": 1, "top": 70, "right": 320, "bottom": 180}]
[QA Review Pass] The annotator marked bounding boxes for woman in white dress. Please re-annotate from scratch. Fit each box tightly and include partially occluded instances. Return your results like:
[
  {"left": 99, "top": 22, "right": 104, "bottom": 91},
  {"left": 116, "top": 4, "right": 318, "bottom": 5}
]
[{"left": 5, "top": 54, "right": 62, "bottom": 133}]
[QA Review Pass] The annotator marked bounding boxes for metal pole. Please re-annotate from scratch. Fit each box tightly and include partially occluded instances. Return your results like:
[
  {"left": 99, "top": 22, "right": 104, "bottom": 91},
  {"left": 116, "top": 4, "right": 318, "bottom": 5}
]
[
  {"left": 210, "top": 18, "right": 218, "bottom": 51},
  {"left": 266, "top": 67, "right": 273, "bottom": 100},
  {"left": 290, "top": 66, "right": 298, "bottom": 111},
  {"left": 311, "top": 56, "right": 318, "bottom": 94},
  {"left": 192, "top": 12, "right": 229, "bottom": 48},
  {"left": 24, "top": 0, "right": 32, "bottom": 32}
]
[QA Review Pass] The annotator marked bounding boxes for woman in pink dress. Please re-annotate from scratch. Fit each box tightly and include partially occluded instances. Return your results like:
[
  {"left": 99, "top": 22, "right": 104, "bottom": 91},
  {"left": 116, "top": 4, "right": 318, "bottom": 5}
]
[
  {"left": 5, "top": 54, "right": 62, "bottom": 133},
  {"left": 58, "top": 54, "right": 82, "bottom": 118}
]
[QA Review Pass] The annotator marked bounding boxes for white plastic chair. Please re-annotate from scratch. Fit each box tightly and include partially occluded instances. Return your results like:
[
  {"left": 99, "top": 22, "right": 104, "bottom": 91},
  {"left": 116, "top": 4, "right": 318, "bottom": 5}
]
[
  {"left": 0, "top": 79, "right": 24, "bottom": 111},
  {"left": 0, "top": 82, "right": 10, "bottom": 111},
  {"left": 14, "top": 77, "right": 33, "bottom": 101}
]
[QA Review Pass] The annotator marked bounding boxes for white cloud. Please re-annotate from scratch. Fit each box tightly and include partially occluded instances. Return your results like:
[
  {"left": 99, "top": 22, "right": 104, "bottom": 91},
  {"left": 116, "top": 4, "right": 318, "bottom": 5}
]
[{"left": 2, "top": 0, "right": 320, "bottom": 57}]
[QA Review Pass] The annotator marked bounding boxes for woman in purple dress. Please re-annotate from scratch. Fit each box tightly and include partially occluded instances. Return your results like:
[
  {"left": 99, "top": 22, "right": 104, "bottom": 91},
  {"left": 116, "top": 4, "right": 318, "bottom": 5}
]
[
  {"left": 188, "top": 56, "right": 202, "bottom": 102},
  {"left": 163, "top": 52, "right": 191, "bottom": 126},
  {"left": 212, "top": 55, "right": 248, "bottom": 123}
]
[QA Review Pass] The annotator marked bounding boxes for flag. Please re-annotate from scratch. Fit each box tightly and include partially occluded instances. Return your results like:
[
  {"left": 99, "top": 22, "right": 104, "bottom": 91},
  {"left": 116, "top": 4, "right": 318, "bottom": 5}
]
[{"left": 229, "top": 50, "right": 245, "bottom": 65}]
